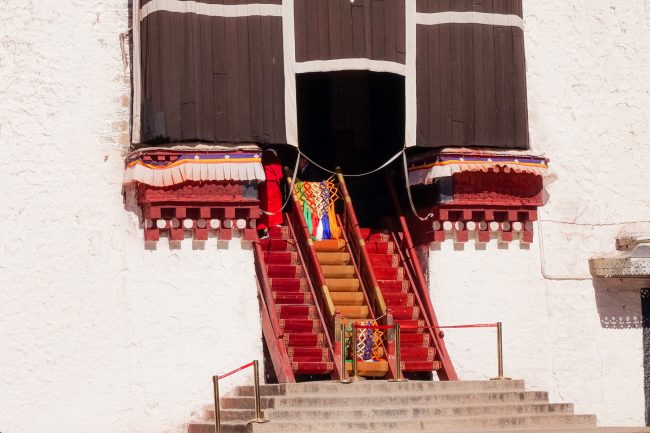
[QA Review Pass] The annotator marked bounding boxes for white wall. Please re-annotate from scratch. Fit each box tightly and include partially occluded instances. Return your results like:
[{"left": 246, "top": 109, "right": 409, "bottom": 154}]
[
  {"left": 0, "top": 2, "right": 262, "bottom": 433},
  {"left": 430, "top": 0, "right": 650, "bottom": 426},
  {"left": 2, "top": 0, "right": 650, "bottom": 432}
]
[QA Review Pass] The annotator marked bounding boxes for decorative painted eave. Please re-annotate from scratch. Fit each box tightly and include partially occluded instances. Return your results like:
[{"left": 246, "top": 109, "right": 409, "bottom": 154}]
[
  {"left": 407, "top": 148, "right": 557, "bottom": 187},
  {"left": 123, "top": 145, "right": 265, "bottom": 243},
  {"left": 589, "top": 246, "right": 650, "bottom": 278},
  {"left": 123, "top": 145, "right": 265, "bottom": 187},
  {"left": 404, "top": 148, "right": 555, "bottom": 245}
]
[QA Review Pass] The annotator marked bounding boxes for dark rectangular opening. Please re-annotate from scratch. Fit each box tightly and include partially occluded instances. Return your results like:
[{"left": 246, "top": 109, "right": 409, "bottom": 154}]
[
  {"left": 296, "top": 71, "right": 405, "bottom": 227},
  {"left": 296, "top": 71, "right": 405, "bottom": 174}
]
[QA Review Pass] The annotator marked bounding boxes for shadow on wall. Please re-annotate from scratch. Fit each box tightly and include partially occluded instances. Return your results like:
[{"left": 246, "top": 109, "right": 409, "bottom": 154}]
[
  {"left": 593, "top": 278, "right": 647, "bottom": 329},
  {"left": 594, "top": 280, "right": 650, "bottom": 426}
]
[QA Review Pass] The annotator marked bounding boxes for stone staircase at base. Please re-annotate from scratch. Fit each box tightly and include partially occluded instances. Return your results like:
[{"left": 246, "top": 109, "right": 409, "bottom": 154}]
[{"left": 187, "top": 380, "right": 649, "bottom": 433}]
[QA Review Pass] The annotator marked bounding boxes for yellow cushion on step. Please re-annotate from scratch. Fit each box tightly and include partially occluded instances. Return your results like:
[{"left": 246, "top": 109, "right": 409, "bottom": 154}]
[
  {"left": 329, "top": 292, "right": 365, "bottom": 306},
  {"left": 326, "top": 279, "right": 360, "bottom": 292},
  {"left": 322, "top": 265, "right": 356, "bottom": 278},
  {"left": 335, "top": 305, "right": 369, "bottom": 319},
  {"left": 345, "top": 360, "right": 389, "bottom": 377},
  {"left": 314, "top": 239, "right": 347, "bottom": 252},
  {"left": 316, "top": 252, "right": 351, "bottom": 265}
]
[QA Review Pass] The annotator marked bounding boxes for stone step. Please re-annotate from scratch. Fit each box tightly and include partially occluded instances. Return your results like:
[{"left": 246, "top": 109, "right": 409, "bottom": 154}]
[
  {"left": 189, "top": 422, "right": 245, "bottom": 433},
  {"left": 246, "top": 414, "right": 597, "bottom": 433},
  {"left": 210, "top": 409, "right": 257, "bottom": 422},
  {"left": 233, "top": 379, "right": 526, "bottom": 397},
  {"left": 437, "top": 430, "right": 650, "bottom": 433},
  {"left": 208, "top": 402, "right": 574, "bottom": 422},
  {"left": 189, "top": 423, "right": 650, "bottom": 433},
  {"left": 220, "top": 390, "right": 550, "bottom": 410}
]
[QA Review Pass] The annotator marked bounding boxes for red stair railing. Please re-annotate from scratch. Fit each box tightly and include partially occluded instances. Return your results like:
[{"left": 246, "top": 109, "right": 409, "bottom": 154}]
[
  {"left": 284, "top": 173, "right": 342, "bottom": 380},
  {"left": 253, "top": 242, "right": 296, "bottom": 383},
  {"left": 336, "top": 171, "right": 388, "bottom": 320},
  {"left": 387, "top": 180, "right": 458, "bottom": 380}
]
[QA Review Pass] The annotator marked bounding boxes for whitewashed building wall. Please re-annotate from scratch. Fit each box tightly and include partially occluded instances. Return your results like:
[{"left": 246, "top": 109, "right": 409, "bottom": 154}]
[
  {"left": 431, "top": 0, "right": 650, "bottom": 426},
  {"left": 1, "top": 1, "right": 649, "bottom": 433}
]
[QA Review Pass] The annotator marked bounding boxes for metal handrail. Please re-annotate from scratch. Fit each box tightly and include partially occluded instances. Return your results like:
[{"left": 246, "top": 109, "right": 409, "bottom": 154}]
[
  {"left": 344, "top": 322, "right": 507, "bottom": 384},
  {"left": 212, "top": 360, "right": 268, "bottom": 433}
]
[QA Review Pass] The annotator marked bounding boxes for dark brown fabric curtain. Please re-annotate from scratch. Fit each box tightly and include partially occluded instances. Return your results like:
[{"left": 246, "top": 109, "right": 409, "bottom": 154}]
[
  {"left": 137, "top": 0, "right": 530, "bottom": 151},
  {"left": 293, "top": 0, "right": 406, "bottom": 64},
  {"left": 415, "top": 0, "right": 529, "bottom": 150},
  {"left": 139, "top": 4, "right": 286, "bottom": 146}
]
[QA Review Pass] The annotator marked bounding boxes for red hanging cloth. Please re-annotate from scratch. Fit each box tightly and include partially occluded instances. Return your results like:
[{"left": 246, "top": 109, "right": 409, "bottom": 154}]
[{"left": 257, "top": 150, "right": 284, "bottom": 231}]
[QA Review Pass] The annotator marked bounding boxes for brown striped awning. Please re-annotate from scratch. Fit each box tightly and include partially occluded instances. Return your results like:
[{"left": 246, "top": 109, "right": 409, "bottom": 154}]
[{"left": 132, "top": 0, "right": 530, "bottom": 151}]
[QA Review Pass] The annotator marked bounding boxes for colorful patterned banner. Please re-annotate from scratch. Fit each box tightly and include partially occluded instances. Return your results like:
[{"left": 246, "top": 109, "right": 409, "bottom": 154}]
[
  {"left": 346, "top": 321, "right": 385, "bottom": 362},
  {"left": 124, "top": 152, "right": 265, "bottom": 187},
  {"left": 293, "top": 178, "right": 340, "bottom": 240},
  {"left": 408, "top": 152, "right": 557, "bottom": 186}
]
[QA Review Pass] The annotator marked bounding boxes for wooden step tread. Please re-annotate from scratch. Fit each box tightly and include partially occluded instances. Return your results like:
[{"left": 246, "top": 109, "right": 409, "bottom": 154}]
[
  {"left": 330, "top": 292, "right": 365, "bottom": 306},
  {"left": 321, "top": 265, "right": 356, "bottom": 278},
  {"left": 326, "top": 279, "right": 360, "bottom": 292},
  {"left": 317, "top": 252, "right": 351, "bottom": 265},
  {"left": 335, "top": 305, "right": 369, "bottom": 320},
  {"left": 314, "top": 239, "right": 347, "bottom": 252}
]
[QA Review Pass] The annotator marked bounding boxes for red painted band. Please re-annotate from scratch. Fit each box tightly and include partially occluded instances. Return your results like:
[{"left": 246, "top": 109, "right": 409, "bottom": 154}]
[
  {"left": 352, "top": 323, "right": 499, "bottom": 330},
  {"left": 217, "top": 361, "right": 255, "bottom": 380},
  {"left": 354, "top": 325, "right": 395, "bottom": 330},
  {"left": 401, "top": 323, "right": 499, "bottom": 330}
]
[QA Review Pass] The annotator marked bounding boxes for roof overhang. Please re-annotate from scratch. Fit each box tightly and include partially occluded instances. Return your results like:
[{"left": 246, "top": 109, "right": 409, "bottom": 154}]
[
  {"left": 589, "top": 223, "right": 650, "bottom": 279},
  {"left": 590, "top": 245, "right": 650, "bottom": 279}
]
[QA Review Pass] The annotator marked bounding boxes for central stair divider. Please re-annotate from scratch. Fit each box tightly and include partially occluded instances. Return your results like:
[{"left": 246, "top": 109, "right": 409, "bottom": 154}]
[
  {"left": 285, "top": 173, "right": 342, "bottom": 380},
  {"left": 335, "top": 171, "right": 398, "bottom": 380},
  {"left": 253, "top": 241, "right": 296, "bottom": 383},
  {"left": 387, "top": 180, "right": 458, "bottom": 380}
]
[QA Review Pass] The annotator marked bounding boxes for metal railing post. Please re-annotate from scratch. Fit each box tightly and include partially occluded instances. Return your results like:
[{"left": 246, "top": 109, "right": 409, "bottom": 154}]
[
  {"left": 212, "top": 375, "right": 221, "bottom": 433},
  {"left": 388, "top": 324, "right": 407, "bottom": 382},
  {"left": 340, "top": 323, "right": 352, "bottom": 384},
  {"left": 250, "top": 360, "right": 270, "bottom": 424},
  {"left": 351, "top": 323, "right": 365, "bottom": 381},
  {"left": 491, "top": 322, "right": 511, "bottom": 380}
]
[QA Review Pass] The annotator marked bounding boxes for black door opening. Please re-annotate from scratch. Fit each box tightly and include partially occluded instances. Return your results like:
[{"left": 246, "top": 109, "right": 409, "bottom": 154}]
[{"left": 296, "top": 71, "right": 405, "bottom": 227}]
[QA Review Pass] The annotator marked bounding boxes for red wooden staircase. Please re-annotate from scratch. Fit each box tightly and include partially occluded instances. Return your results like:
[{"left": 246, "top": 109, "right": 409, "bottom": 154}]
[
  {"left": 255, "top": 226, "right": 336, "bottom": 381},
  {"left": 335, "top": 172, "right": 457, "bottom": 380},
  {"left": 254, "top": 172, "right": 456, "bottom": 382},
  {"left": 360, "top": 228, "right": 446, "bottom": 375}
]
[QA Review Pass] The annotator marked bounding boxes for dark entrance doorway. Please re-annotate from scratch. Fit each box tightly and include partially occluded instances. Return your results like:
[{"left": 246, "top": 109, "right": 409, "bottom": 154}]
[{"left": 296, "top": 71, "right": 405, "bottom": 227}]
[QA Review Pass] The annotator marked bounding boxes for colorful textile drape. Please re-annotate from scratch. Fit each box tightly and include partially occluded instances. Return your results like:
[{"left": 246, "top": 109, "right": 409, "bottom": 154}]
[
  {"left": 293, "top": 178, "right": 340, "bottom": 240},
  {"left": 344, "top": 321, "right": 384, "bottom": 362},
  {"left": 124, "top": 151, "right": 265, "bottom": 187},
  {"left": 407, "top": 149, "right": 557, "bottom": 187}
]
